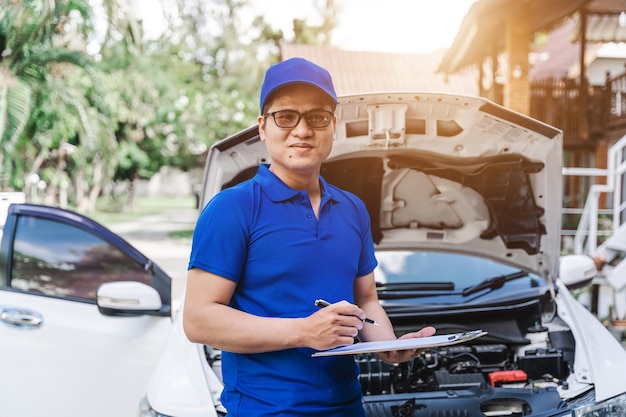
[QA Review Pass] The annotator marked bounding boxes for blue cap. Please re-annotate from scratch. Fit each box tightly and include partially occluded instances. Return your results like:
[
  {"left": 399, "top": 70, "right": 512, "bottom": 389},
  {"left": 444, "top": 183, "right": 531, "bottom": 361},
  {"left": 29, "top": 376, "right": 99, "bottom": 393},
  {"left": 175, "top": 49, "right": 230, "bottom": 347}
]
[{"left": 259, "top": 57, "right": 338, "bottom": 113}]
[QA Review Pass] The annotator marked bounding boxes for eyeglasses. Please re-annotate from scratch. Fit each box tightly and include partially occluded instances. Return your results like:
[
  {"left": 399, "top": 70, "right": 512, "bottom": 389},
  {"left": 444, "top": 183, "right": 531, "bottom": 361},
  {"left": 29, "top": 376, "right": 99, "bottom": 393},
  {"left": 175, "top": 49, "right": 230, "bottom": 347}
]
[{"left": 263, "top": 109, "right": 334, "bottom": 129}]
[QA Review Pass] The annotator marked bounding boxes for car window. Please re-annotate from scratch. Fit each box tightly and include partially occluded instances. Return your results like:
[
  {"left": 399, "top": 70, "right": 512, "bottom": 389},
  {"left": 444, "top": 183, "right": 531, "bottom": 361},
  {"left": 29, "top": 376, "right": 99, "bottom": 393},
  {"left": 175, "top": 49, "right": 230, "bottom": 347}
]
[
  {"left": 9, "top": 215, "right": 150, "bottom": 301},
  {"left": 375, "top": 251, "right": 524, "bottom": 286}
]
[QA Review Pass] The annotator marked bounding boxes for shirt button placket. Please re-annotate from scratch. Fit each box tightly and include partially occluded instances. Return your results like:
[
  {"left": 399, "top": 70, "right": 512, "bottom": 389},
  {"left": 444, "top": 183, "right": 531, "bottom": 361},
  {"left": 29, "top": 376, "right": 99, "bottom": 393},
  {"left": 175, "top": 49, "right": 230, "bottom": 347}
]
[{"left": 297, "top": 194, "right": 314, "bottom": 220}]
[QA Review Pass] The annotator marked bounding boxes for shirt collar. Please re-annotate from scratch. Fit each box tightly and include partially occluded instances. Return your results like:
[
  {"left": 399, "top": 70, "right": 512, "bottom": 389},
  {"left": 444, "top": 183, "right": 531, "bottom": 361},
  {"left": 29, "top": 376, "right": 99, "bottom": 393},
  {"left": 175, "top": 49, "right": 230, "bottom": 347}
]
[{"left": 254, "top": 163, "right": 337, "bottom": 204}]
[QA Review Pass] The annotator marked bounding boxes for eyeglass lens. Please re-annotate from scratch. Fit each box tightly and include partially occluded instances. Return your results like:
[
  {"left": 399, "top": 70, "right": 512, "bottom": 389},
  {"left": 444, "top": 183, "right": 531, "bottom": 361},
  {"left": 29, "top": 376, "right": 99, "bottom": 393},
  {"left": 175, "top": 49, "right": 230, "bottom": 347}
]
[{"left": 269, "top": 110, "right": 333, "bottom": 128}]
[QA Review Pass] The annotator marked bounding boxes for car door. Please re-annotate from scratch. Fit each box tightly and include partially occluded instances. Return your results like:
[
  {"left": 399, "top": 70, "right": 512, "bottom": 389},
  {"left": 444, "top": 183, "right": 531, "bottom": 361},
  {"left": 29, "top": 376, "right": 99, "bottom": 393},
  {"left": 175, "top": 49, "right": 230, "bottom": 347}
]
[{"left": 0, "top": 204, "right": 173, "bottom": 417}]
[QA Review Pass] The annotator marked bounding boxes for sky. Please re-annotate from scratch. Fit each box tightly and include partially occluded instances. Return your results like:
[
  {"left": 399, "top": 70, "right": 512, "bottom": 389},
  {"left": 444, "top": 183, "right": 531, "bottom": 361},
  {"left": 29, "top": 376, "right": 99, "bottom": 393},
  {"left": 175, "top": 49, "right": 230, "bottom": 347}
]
[
  {"left": 248, "top": 0, "right": 477, "bottom": 54},
  {"left": 135, "top": 0, "right": 477, "bottom": 55}
]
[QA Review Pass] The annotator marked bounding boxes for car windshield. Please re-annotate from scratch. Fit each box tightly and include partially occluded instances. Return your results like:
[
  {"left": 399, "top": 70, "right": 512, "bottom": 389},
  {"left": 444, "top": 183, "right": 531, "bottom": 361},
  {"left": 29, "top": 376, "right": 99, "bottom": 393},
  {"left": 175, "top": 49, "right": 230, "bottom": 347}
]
[{"left": 374, "top": 251, "right": 545, "bottom": 303}]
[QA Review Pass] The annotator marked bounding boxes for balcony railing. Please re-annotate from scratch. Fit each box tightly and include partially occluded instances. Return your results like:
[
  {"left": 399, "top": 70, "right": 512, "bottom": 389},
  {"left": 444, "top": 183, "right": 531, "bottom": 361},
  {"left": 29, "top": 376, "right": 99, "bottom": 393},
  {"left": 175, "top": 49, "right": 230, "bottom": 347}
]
[
  {"left": 608, "top": 71, "right": 626, "bottom": 130},
  {"left": 530, "top": 70, "right": 626, "bottom": 143},
  {"left": 531, "top": 70, "right": 626, "bottom": 253}
]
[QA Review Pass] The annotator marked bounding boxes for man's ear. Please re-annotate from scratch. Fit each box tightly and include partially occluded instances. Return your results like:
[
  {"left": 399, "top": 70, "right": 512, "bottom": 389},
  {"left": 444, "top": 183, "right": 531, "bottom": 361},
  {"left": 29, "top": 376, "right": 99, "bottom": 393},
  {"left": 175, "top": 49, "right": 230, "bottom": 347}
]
[{"left": 258, "top": 115, "right": 266, "bottom": 141}]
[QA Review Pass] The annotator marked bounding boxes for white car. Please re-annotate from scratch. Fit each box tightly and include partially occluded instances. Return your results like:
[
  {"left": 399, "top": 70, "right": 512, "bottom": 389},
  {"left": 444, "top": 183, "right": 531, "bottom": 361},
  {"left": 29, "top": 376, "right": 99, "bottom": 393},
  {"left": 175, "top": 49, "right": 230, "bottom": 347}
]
[
  {"left": 0, "top": 204, "right": 174, "bottom": 417},
  {"left": 141, "top": 92, "right": 626, "bottom": 417},
  {"left": 3, "top": 91, "right": 625, "bottom": 417}
]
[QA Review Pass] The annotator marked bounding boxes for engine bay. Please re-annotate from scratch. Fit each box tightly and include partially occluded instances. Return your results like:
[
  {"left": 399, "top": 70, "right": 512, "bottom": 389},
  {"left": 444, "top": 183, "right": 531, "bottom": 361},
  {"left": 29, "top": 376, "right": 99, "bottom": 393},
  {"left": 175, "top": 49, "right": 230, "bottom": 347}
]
[{"left": 358, "top": 325, "right": 575, "bottom": 417}]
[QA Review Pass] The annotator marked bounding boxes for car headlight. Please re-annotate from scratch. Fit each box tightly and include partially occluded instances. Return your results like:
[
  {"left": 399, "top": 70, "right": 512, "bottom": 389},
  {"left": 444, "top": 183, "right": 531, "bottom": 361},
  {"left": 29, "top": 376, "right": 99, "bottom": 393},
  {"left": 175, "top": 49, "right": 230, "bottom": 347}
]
[
  {"left": 137, "top": 395, "right": 173, "bottom": 417},
  {"left": 572, "top": 393, "right": 626, "bottom": 417}
]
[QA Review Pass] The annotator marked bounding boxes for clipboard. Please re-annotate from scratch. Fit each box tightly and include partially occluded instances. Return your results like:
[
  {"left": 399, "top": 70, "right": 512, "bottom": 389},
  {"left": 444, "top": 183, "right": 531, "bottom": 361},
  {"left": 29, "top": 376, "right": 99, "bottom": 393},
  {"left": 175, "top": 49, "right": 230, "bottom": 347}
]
[{"left": 312, "top": 330, "right": 487, "bottom": 357}]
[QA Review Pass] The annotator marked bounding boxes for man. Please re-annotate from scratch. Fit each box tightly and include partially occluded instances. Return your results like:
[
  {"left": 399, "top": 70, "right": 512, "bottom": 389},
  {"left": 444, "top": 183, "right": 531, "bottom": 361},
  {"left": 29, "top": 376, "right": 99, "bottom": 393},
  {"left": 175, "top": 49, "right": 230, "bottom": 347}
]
[{"left": 183, "top": 57, "right": 435, "bottom": 417}]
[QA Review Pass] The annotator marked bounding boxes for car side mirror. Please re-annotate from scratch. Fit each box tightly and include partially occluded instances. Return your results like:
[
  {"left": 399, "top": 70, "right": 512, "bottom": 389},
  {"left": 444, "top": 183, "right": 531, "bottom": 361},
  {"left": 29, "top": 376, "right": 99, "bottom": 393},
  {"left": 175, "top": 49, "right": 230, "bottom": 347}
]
[
  {"left": 97, "top": 281, "right": 163, "bottom": 316},
  {"left": 559, "top": 254, "right": 597, "bottom": 289}
]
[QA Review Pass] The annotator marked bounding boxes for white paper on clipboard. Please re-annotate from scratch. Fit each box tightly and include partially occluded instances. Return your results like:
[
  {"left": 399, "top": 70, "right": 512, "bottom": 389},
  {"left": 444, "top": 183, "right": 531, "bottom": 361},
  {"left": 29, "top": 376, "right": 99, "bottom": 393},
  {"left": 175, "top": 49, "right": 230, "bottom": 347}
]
[{"left": 312, "top": 330, "right": 487, "bottom": 357}]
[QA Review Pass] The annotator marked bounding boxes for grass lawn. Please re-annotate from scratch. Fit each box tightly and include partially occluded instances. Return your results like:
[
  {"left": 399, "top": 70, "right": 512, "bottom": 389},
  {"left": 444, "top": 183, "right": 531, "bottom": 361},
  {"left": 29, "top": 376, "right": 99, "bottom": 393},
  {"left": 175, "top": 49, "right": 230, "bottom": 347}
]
[{"left": 90, "top": 195, "right": 197, "bottom": 228}]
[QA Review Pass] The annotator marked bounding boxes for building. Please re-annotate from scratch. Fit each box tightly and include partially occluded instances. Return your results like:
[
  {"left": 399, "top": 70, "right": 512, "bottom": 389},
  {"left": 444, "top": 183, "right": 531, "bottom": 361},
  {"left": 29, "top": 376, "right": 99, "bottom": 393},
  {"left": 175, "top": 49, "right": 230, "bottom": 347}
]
[{"left": 438, "top": 0, "right": 626, "bottom": 212}]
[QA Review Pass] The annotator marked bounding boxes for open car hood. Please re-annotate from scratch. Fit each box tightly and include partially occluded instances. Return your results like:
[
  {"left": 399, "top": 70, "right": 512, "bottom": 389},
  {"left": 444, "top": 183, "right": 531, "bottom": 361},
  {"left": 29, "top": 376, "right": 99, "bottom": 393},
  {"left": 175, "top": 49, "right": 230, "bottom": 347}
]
[{"left": 200, "top": 92, "right": 562, "bottom": 279}]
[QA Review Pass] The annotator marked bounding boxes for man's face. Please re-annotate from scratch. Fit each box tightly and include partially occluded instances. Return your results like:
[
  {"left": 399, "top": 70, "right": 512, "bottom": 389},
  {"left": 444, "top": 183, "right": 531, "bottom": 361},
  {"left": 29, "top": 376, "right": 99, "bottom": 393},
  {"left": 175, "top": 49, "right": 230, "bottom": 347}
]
[{"left": 258, "top": 84, "right": 336, "bottom": 179}]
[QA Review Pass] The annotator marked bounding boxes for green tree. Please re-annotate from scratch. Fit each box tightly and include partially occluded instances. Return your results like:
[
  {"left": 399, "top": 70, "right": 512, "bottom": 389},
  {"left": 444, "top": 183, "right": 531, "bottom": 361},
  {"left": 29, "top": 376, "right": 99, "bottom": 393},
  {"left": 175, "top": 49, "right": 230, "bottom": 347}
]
[
  {"left": 293, "top": 0, "right": 338, "bottom": 46},
  {"left": 0, "top": 0, "right": 339, "bottom": 212},
  {"left": 0, "top": 0, "right": 92, "bottom": 191},
  {"left": 0, "top": 0, "right": 118, "bottom": 212},
  {"left": 88, "top": 0, "right": 266, "bottom": 210}
]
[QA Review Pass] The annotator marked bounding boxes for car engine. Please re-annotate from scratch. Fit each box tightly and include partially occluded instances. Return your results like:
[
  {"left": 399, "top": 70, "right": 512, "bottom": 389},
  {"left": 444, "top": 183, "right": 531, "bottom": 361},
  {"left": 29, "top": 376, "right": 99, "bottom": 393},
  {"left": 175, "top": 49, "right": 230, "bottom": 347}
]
[{"left": 358, "top": 323, "right": 576, "bottom": 417}]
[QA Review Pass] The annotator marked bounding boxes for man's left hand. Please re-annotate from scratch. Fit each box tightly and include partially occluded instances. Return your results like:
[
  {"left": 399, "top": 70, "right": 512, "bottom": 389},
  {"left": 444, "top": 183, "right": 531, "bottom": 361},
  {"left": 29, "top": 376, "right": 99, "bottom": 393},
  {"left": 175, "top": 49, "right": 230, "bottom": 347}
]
[{"left": 376, "top": 326, "right": 436, "bottom": 364}]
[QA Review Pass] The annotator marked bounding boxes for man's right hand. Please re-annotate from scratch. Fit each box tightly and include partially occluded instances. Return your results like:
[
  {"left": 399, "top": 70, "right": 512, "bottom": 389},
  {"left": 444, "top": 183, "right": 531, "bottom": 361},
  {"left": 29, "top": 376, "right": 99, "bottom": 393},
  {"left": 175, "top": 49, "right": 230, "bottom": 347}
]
[{"left": 304, "top": 300, "right": 365, "bottom": 350}]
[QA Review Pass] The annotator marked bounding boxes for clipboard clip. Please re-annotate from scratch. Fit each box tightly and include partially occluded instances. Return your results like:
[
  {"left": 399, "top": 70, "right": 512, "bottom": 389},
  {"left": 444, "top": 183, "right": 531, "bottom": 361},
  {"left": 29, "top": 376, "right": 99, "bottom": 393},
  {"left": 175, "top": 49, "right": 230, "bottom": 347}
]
[{"left": 447, "top": 329, "right": 485, "bottom": 342}]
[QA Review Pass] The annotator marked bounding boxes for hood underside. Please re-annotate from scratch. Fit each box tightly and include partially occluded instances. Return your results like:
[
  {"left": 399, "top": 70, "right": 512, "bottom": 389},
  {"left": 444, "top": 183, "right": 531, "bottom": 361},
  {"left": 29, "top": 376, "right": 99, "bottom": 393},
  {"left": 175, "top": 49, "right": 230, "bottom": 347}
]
[{"left": 201, "top": 92, "right": 563, "bottom": 277}]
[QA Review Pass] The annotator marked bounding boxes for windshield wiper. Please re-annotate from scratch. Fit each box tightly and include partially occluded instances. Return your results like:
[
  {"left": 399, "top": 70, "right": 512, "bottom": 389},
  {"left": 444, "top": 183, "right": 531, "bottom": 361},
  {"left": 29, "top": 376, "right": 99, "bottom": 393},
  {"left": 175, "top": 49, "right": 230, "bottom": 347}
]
[
  {"left": 375, "top": 282, "right": 455, "bottom": 300},
  {"left": 376, "top": 282, "right": 454, "bottom": 291},
  {"left": 461, "top": 270, "right": 528, "bottom": 297}
]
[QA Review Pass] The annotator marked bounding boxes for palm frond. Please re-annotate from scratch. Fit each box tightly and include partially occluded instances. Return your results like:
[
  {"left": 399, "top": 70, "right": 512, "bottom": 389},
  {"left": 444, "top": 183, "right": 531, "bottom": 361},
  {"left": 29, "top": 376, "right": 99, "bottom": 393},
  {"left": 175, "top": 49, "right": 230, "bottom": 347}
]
[
  {"left": 14, "top": 48, "right": 92, "bottom": 79},
  {"left": 0, "top": 70, "right": 32, "bottom": 145},
  {"left": 48, "top": 77, "right": 116, "bottom": 155}
]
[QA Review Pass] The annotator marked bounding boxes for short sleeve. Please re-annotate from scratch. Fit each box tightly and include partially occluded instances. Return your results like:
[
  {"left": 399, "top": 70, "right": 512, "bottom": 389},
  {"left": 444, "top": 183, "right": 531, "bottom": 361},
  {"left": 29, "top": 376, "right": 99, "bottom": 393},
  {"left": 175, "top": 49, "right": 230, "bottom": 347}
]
[{"left": 188, "top": 187, "right": 252, "bottom": 282}]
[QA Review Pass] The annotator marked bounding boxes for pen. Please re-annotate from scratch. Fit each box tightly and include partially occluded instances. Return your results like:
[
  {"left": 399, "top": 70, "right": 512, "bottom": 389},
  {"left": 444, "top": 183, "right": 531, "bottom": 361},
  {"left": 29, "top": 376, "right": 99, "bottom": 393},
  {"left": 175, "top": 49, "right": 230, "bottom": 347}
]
[{"left": 314, "top": 299, "right": 381, "bottom": 326}]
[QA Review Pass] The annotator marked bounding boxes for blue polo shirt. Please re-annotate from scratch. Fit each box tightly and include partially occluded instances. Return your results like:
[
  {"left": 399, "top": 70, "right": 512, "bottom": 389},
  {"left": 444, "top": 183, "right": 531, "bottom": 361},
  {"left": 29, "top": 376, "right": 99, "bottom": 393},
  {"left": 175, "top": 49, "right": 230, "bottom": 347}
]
[{"left": 189, "top": 164, "right": 377, "bottom": 417}]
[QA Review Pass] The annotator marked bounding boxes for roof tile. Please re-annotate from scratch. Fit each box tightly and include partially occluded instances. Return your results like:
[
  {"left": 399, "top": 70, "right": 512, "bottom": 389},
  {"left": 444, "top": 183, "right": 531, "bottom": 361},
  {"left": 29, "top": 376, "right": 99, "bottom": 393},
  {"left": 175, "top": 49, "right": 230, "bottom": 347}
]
[{"left": 281, "top": 44, "right": 479, "bottom": 96}]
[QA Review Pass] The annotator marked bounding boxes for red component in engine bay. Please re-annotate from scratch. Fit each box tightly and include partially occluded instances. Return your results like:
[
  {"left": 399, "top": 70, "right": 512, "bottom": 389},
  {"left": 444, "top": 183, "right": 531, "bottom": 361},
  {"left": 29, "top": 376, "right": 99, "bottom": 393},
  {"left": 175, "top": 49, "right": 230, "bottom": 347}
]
[{"left": 488, "top": 370, "right": 528, "bottom": 387}]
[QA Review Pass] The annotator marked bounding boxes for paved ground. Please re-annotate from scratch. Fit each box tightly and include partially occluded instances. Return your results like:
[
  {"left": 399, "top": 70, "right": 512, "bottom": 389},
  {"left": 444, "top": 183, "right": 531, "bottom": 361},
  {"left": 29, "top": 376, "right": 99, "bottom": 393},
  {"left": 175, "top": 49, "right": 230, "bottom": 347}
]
[{"left": 108, "top": 207, "right": 198, "bottom": 310}]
